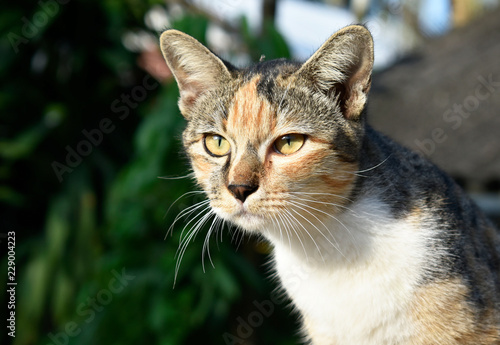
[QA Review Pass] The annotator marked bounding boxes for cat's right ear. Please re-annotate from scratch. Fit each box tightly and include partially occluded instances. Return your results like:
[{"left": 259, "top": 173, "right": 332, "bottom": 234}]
[{"left": 159, "top": 30, "right": 232, "bottom": 117}]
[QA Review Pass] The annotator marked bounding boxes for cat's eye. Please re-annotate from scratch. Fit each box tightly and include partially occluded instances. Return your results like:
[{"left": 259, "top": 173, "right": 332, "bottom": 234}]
[
  {"left": 274, "top": 134, "right": 305, "bottom": 155},
  {"left": 204, "top": 134, "right": 231, "bottom": 157}
]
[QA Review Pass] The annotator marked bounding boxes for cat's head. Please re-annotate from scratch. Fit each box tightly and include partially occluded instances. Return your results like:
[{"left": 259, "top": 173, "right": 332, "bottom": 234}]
[{"left": 160, "top": 26, "right": 373, "bottom": 236}]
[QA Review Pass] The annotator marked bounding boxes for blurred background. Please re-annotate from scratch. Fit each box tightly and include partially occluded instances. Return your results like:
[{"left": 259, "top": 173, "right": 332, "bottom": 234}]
[{"left": 1, "top": 0, "right": 499, "bottom": 344}]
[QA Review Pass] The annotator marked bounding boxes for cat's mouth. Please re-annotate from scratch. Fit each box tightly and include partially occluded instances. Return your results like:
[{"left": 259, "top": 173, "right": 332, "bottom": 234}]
[{"left": 223, "top": 204, "right": 267, "bottom": 231}]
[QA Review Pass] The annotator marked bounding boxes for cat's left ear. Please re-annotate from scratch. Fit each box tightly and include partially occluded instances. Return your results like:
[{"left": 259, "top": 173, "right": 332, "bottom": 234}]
[
  {"left": 159, "top": 30, "right": 232, "bottom": 117},
  {"left": 297, "top": 25, "right": 374, "bottom": 120}
]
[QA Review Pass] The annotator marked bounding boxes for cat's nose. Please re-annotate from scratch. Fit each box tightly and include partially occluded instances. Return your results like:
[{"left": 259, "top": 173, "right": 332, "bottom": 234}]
[{"left": 227, "top": 184, "right": 258, "bottom": 203}]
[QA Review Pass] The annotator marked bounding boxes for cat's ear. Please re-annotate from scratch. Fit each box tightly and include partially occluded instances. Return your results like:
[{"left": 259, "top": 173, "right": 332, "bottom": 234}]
[
  {"left": 297, "top": 25, "right": 374, "bottom": 120},
  {"left": 159, "top": 30, "right": 232, "bottom": 117}
]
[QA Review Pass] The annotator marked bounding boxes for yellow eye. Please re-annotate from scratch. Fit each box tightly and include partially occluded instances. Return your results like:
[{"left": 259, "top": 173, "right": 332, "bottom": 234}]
[
  {"left": 274, "top": 134, "right": 305, "bottom": 155},
  {"left": 204, "top": 134, "right": 231, "bottom": 156}
]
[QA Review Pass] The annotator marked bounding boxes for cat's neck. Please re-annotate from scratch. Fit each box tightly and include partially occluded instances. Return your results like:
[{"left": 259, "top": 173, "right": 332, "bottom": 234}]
[{"left": 270, "top": 195, "right": 432, "bottom": 345}]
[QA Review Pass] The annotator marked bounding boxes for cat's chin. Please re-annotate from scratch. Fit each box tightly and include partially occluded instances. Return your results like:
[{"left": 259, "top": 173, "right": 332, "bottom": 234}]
[{"left": 217, "top": 208, "right": 267, "bottom": 232}]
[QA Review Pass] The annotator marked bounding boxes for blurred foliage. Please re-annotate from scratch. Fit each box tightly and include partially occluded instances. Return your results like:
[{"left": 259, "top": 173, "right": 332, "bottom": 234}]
[{"left": 1, "top": 1, "right": 297, "bottom": 345}]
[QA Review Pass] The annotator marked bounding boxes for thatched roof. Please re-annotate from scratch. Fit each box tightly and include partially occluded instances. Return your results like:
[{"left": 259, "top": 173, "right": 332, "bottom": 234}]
[{"left": 368, "top": 7, "right": 500, "bottom": 192}]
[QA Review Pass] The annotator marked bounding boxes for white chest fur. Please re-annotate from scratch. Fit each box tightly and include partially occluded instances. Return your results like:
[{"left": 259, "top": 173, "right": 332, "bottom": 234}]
[{"left": 268, "top": 197, "right": 433, "bottom": 345}]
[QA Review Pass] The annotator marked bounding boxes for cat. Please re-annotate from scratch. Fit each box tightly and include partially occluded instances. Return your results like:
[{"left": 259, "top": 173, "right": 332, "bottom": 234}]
[{"left": 159, "top": 25, "right": 500, "bottom": 344}]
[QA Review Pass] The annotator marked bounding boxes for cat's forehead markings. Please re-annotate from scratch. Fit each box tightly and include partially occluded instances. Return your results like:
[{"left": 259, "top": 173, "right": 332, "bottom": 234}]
[{"left": 226, "top": 75, "right": 276, "bottom": 143}]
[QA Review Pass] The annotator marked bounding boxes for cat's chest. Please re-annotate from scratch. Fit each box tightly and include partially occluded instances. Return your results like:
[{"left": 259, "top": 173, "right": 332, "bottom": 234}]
[{"left": 270, "top": 198, "right": 432, "bottom": 344}]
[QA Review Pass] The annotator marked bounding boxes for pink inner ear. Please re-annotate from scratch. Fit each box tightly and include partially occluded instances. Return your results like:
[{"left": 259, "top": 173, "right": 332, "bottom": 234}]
[
  {"left": 344, "top": 86, "right": 366, "bottom": 120},
  {"left": 172, "top": 59, "right": 227, "bottom": 114},
  {"left": 179, "top": 79, "right": 204, "bottom": 109},
  {"left": 343, "top": 57, "right": 372, "bottom": 120},
  {"left": 179, "top": 89, "right": 198, "bottom": 111},
  {"left": 176, "top": 66, "right": 217, "bottom": 114}
]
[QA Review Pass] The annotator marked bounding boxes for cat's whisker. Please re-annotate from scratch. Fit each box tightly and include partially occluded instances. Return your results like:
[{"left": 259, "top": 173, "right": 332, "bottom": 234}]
[
  {"left": 167, "top": 199, "right": 211, "bottom": 239},
  {"left": 281, "top": 210, "right": 299, "bottom": 253},
  {"left": 284, "top": 209, "right": 318, "bottom": 262},
  {"left": 287, "top": 200, "right": 345, "bottom": 260},
  {"left": 326, "top": 165, "right": 370, "bottom": 178},
  {"left": 288, "top": 191, "right": 354, "bottom": 204},
  {"left": 174, "top": 208, "right": 215, "bottom": 285},
  {"left": 274, "top": 210, "right": 295, "bottom": 254},
  {"left": 214, "top": 217, "right": 227, "bottom": 251},
  {"left": 287, "top": 193, "right": 360, "bottom": 216},
  {"left": 279, "top": 209, "right": 305, "bottom": 258},
  {"left": 167, "top": 192, "right": 210, "bottom": 222},
  {"left": 272, "top": 213, "right": 284, "bottom": 245},
  {"left": 288, "top": 208, "right": 326, "bottom": 263},
  {"left": 289, "top": 199, "right": 359, "bottom": 253},
  {"left": 175, "top": 204, "right": 212, "bottom": 259},
  {"left": 165, "top": 190, "right": 207, "bottom": 221},
  {"left": 158, "top": 172, "right": 196, "bottom": 180},
  {"left": 202, "top": 214, "right": 222, "bottom": 272},
  {"left": 229, "top": 225, "right": 238, "bottom": 243},
  {"left": 182, "top": 207, "right": 215, "bottom": 246},
  {"left": 289, "top": 192, "right": 376, "bottom": 219},
  {"left": 355, "top": 155, "right": 392, "bottom": 174},
  {"left": 275, "top": 212, "right": 293, "bottom": 253},
  {"left": 231, "top": 224, "right": 245, "bottom": 251},
  {"left": 283, "top": 212, "right": 294, "bottom": 254},
  {"left": 288, "top": 191, "right": 353, "bottom": 203}
]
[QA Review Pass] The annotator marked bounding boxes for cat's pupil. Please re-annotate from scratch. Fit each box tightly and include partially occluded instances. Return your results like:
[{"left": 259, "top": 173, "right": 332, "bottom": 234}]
[
  {"left": 284, "top": 135, "right": 291, "bottom": 146},
  {"left": 204, "top": 134, "right": 230, "bottom": 156},
  {"left": 274, "top": 134, "right": 305, "bottom": 155}
]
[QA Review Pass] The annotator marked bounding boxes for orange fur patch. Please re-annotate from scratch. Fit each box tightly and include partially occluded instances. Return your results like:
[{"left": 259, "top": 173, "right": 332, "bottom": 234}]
[
  {"left": 190, "top": 153, "right": 212, "bottom": 182},
  {"left": 321, "top": 162, "right": 357, "bottom": 192},
  {"left": 226, "top": 76, "right": 275, "bottom": 143},
  {"left": 410, "top": 279, "right": 500, "bottom": 344}
]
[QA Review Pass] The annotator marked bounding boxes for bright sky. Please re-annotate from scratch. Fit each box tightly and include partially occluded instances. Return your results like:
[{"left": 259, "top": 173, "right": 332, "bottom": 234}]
[{"left": 190, "top": 0, "right": 495, "bottom": 69}]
